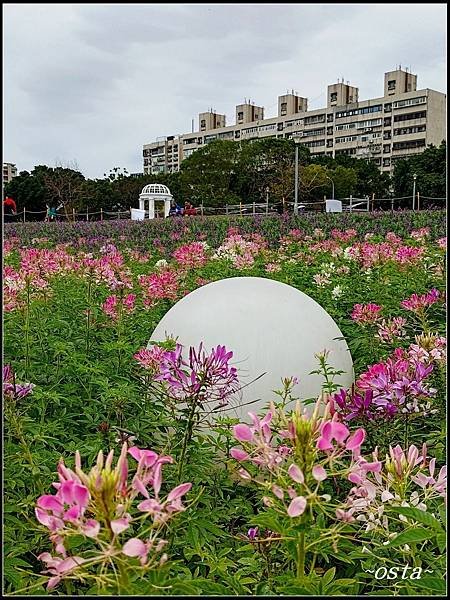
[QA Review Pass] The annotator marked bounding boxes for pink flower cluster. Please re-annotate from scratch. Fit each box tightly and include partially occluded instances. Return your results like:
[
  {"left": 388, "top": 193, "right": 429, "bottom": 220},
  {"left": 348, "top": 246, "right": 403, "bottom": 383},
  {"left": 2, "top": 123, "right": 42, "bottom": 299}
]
[
  {"left": 356, "top": 347, "right": 435, "bottom": 416},
  {"left": 35, "top": 444, "right": 191, "bottom": 590},
  {"left": 376, "top": 317, "right": 408, "bottom": 343},
  {"left": 231, "top": 404, "right": 366, "bottom": 520},
  {"left": 340, "top": 444, "right": 446, "bottom": 529},
  {"left": 214, "top": 233, "right": 264, "bottom": 269},
  {"left": 101, "top": 294, "right": 136, "bottom": 320},
  {"left": 154, "top": 342, "right": 240, "bottom": 407},
  {"left": 401, "top": 288, "right": 442, "bottom": 313},
  {"left": 134, "top": 345, "right": 168, "bottom": 374},
  {"left": 351, "top": 303, "right": 382, "bottom": 324},
  {"left": 410, "top": 227, "right": 430, "bottom": 241},
  {"left": 138, "top": 270, "right": 179, "bottom": 307},
  {"left": 331, "top": 228, "right": 357, "bottom": 242},
  {"left": 408, "top": 334, "right": 446, "bottom": 365},
  {"left": 172, "top": 242, "right": 208, "bottom": 268},
  {"left": 81, "top": 253, "right": 133, "bottom": 290}
]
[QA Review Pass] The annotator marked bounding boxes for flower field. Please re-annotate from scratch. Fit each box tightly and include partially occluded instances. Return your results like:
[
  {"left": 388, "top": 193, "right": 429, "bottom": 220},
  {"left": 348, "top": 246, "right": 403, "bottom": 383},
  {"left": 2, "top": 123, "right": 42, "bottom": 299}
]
[{"left": 3, "top": 211, "right": 447, "bottom": 596}]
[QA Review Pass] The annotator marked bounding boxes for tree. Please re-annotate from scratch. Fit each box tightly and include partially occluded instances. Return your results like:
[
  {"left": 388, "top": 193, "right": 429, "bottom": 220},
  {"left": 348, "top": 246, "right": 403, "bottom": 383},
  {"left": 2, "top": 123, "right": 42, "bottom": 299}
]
[
  {"left": 179, "top": 140, "right": 240, "bottom": 207},
  {"left": 4, "top": 168, "right": 49, "bottom": 217},
  {"left": 41, "top": 163, "right": 86, "bottom": 219},
  {"left": 236, "top": 138, "right": 310, "bottom": 205},
  {"left": 392, "top": 142, "right": 446, "bottom": 205},
  {"left": 328, "top": 165, "right": 357, "bottom": 199},
  {"left": 298, "top": 164, "right": 329, "bottom": 202}
]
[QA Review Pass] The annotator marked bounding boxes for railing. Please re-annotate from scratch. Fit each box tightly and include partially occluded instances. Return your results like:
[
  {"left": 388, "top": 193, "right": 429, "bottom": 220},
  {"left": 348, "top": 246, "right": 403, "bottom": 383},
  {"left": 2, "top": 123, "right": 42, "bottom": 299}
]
[{"left": 7, "top": 194, "right": 447, "bottom": 223}]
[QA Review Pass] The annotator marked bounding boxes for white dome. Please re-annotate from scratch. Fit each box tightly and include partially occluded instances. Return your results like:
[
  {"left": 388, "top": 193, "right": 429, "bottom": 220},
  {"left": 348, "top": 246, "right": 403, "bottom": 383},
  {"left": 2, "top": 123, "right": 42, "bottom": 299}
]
[{"left": 141, "top": 183, "right": 171, "bottom": 196}]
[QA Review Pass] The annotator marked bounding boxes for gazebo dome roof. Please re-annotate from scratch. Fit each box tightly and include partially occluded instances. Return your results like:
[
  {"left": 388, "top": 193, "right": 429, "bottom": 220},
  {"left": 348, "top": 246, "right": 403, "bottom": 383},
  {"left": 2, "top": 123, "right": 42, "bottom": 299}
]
[{"left": 140, "top": 183, "right": 171, "bottom": 196}]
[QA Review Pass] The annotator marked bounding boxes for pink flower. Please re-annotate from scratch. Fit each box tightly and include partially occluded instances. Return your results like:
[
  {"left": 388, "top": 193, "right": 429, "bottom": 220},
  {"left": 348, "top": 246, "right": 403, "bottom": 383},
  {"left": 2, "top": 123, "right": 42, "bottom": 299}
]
[
  {"left": 172, "top": 242, "right": 208, "bottom": 268},
  {"left": 312, "top": 465, "right": 327, "bottom": 482},
  {"left": 230, "top": 447, "right": 250, "bottom": 461},
  {"left": 401, "top": 288, "right": 442, "bottom": 313},
  {"left": 287, "top": 496, "right": 307, "bottom": 517},
  {"left": 288, "top": 463, "right": 304, "bottom": 484},
  {"left": 122, "top": 538, "right": 150, "bottom": 566},
  {"left": 110, "top": 517, "right": 130, "bottom": 535},
  {"left": 134, "top": 346, "right": 167, "bottom": 373},
  {"left": 233, "top": 424, "right": 253, "bottom": 442},
  {"left": 317, "top": 422, "right": 365, "bottom": 453},
  {"left": 351, "top": 303, "right": 382, "bottom": 324}
]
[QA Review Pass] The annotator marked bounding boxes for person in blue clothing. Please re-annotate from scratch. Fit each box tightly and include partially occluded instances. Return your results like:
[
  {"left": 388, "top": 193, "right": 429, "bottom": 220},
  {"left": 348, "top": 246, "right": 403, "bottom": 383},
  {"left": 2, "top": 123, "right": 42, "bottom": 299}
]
[{"left": 168, "top": 199, "right": 183, "bottom": 217}]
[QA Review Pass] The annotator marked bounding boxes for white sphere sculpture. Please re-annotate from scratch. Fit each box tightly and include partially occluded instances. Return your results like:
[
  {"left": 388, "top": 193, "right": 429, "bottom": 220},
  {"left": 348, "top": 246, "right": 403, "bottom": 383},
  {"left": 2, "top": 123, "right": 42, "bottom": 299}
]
[{"left": 149, "top": 277, "right": 354, "bottom": 422}]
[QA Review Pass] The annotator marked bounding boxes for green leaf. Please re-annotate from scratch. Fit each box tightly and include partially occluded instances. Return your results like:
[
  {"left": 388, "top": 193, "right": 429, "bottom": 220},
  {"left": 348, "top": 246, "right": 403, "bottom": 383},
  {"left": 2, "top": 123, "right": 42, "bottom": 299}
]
[
  {"left": 322, "top": 567, "right": 336, "bottom": 587},
  {"left": 392, "top": 506, "right": 443, "bottom": 531},
  {"left": 408, "top": 575, "right": 446, "bottom": 594},
  {"left": 386, "top": 527, "right": 436, "bottom": 547}
]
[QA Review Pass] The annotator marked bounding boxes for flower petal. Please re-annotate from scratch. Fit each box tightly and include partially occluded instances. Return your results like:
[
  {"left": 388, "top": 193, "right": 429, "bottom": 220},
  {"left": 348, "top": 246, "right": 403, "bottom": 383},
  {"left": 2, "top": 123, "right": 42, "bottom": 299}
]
[
  {"left": 287, "top": 496, "right": 307, "bottom": 518},
  {"left": 122, "top": 538, "right": 147, "bottom": 558}
]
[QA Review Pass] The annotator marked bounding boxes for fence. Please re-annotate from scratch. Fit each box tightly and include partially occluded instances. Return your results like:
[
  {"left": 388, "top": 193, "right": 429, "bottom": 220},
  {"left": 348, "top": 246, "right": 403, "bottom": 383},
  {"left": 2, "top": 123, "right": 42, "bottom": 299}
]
[{"left": 11, "top": 194, "right": 447, "bottom": 222}]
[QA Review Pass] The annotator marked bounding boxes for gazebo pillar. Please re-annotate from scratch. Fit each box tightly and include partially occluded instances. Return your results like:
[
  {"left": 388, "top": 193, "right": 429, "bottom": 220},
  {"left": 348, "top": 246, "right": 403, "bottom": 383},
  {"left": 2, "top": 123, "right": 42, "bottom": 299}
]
[
  {"left": 164, "top": 198, "right": 171, "bottom": 217},
  {"left": 148, "top": 198, "right": 155, "bottom": 220}
]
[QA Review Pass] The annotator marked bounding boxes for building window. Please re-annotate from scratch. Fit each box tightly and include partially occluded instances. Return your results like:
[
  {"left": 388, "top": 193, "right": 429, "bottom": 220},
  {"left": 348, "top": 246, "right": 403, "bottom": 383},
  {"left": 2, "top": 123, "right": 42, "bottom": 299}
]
[
  {"left": 200, "top": 120, "right": 206, "bottom": 131},
  {"left": 387, "top": 80, "right": 396, "bottom": 91},
  {"left": 237, "top": 112, "right": 243, "bottom": 121},
  {"left": 392, "top": 97, "right": 426, "bottom": 109},
  {"left": 280, "top": 102, "right": 287, "bottom": 116},
  {"left": 327, "top": 114, "right": 334, "bottom": 122},
  {"left": 383, "top": 144, "right": 391, "bottom": 153},
  {"left": 277, "top": 122, "right": 283, "bottom": 131},
  {"left": 392, "top": 139, "right": 426, "bottom": 151},
  {"left": 393, "top": 110, "right": 427, "bottom": 122},
  {"left": 383, "top": 158, "right": 391, "bottom": 167},
  {"left": 330, "top": 92, "right": 338, "bottom": 103}
]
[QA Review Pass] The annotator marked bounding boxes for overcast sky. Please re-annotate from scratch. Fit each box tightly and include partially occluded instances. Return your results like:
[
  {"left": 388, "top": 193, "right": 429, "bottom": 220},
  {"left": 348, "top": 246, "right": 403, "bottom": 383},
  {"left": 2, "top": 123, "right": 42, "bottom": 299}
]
[{"left": 3, "top": 3, "right": 447, "bottom": 179}]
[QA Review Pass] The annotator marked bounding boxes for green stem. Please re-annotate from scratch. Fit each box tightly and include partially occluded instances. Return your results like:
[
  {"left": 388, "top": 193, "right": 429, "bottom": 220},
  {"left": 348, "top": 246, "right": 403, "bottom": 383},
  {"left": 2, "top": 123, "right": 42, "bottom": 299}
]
[
  {"left": 296, "top": 531, "right": 306, "bottom": 579},
  {"left": 177, "top": 397, "right": 198, "bottom": 482},
  {"left": 24, "top": 280, "right": 31, "bottom": 379},
  {"left": 86, "top": 277, "right": 92, "bottom": 356}
]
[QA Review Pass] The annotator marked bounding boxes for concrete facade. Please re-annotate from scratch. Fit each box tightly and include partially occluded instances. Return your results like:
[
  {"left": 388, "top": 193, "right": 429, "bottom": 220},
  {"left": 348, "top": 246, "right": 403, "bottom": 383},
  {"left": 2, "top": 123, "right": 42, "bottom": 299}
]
[
  {"left": 143, "top": 69, "right": 446, "bottom": 176},
  {"left": 3, "top": 162, "right": 18, "bottom": 184}
]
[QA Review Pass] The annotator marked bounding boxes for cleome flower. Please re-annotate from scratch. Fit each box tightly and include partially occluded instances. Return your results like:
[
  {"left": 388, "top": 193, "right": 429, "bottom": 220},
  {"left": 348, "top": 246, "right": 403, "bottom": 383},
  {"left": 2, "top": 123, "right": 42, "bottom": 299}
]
[{"left": 35, "top": 444, "right": 191, "bottom": 590}]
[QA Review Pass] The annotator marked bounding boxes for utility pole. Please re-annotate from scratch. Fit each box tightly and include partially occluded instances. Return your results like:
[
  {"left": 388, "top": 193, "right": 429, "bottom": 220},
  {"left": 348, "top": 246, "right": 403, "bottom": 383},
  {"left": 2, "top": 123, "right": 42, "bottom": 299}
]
[
  {"left": 412, "top": 173, "right": 417, "bottom": 211},
  {"left": 294, "top": 144, "right": 299, "bottom": 215}
]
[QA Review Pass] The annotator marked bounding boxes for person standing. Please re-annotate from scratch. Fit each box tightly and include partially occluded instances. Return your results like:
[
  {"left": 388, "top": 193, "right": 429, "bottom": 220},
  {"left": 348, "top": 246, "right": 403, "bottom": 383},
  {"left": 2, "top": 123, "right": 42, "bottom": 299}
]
[{"left": 3, "top": 196, "right": 17, "bottom": 223}]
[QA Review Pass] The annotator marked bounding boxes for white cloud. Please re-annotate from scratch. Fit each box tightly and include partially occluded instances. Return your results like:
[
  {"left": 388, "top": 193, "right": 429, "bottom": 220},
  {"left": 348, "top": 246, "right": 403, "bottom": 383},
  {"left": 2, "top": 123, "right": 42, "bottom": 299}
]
[{"left": 3, "top": 3, "right": 447, "bottom": 178}]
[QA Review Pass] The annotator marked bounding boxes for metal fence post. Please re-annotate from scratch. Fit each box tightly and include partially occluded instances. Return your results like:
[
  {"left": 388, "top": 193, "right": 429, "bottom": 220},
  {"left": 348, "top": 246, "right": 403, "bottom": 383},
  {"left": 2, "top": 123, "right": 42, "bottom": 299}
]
[
  {"left": 371, "top": 193, "right": 375, "bottom": 212},
  {"left": 200, "top": 204, "right": 204, "bottom": 216},
  {"left": 226, "top": 205, "right": 228, "bottom": 215},
  {"left": 349, "top": 195, "right": 353, "bottom": 213},
  {"left": 23, "top": 207, "right": 26, "bottom": 222},
  {"left": 391, "top": 197, "right": 394, "bottom": 212},
  {"left": 101, "top": 208, "right": 103, "bottom": 221},
  {"left": 366, "top": 196, "right": 370, "bottom": 212},
  {"left": 86, "top": 207, "right": 89, "bottom": 222},
  {"left": 253, "top": 202, "right": 255, "bottom": 215}
]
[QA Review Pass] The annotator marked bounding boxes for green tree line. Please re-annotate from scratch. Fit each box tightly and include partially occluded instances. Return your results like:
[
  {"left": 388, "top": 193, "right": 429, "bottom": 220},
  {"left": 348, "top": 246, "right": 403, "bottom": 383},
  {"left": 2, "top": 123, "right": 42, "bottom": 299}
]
[{"left": 4, "top": 140, "right": 446, "bottom": 216}]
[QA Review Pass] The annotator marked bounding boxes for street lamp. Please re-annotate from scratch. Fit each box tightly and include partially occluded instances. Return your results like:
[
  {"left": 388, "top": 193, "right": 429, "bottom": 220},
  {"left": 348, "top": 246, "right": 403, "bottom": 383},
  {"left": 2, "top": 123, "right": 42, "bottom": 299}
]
[
  {"left": 325, "top": 175, "right": 335, "bottom": 200},
  {"left": 412, "top": 173, "right": 417, "bottom": 211}
]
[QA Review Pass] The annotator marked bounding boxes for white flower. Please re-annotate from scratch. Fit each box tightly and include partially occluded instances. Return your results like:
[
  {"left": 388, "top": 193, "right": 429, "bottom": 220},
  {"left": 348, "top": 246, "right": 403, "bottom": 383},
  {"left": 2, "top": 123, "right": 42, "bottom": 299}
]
[
  {"left": 331, "top": 285, "right": 343, "bottom": 299},
  {"left": 154, "top": 259, "right": 168, "bottom": 269}
]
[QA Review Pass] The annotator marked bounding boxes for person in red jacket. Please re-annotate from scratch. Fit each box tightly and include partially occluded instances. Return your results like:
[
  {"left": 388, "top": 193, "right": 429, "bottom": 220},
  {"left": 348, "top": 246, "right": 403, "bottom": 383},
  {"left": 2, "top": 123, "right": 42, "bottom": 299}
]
[
  {"left": 3, "top": 197, "right": 17, "bottom": 222},
  {"left": 184, "top": 202, "right": 197, "bottom": 216}
]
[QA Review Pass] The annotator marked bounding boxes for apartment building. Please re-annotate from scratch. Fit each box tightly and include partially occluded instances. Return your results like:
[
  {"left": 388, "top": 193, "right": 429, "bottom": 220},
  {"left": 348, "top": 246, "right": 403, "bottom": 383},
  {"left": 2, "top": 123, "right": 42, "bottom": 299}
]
[
  {"left": 3, "top": 162, "right": 18, "bottom": 184},
  {"left": 142, "top": 68, "right": 446, "bottom": 176}
]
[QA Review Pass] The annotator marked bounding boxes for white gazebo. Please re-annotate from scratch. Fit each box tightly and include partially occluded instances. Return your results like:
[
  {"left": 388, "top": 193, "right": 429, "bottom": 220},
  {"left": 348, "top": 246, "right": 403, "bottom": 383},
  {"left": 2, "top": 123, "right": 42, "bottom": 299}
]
[{"left": 131, "top": 184, "right": 173, "bottom": 220}]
